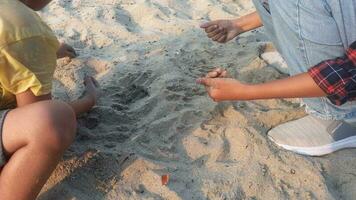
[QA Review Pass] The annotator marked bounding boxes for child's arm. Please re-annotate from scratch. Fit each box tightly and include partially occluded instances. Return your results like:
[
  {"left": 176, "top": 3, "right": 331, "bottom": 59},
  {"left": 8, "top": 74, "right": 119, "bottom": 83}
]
[
  {"left": 198, "top": 41, "right": 356, "bottom": 104},
  {"left": 200, "top": 11, "right": 263, "bottom": 43},
  {"left": 16, "top": 76, "right": 99, "bottom": 116},
  {"left": 245, "top": 72, "right": 326, "bottom": 99},
  {"left": 198, "top": 56, "right": 354, "bottom": 104},
  {"left": 197, "top": 72, "right": 325, "bottom": 102},
  {"left": 68, "top": 76, "right": 99, "bottom": 115}
]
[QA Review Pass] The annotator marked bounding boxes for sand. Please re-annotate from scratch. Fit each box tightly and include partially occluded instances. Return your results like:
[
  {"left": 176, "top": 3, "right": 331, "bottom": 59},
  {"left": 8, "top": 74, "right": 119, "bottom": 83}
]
[{"left": 37, "top": 0, "right": 356, "bottom": 199}]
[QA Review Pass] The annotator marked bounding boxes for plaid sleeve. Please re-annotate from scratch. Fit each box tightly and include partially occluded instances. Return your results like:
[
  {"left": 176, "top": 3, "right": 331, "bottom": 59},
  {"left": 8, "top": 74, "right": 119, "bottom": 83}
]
[{"left": 308, "top": 41, "right": 356, "bottom": 106}]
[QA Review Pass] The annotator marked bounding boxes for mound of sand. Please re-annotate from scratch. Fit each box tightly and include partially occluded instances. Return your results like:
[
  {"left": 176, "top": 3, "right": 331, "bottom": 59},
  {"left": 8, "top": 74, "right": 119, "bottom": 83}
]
[{"left": 38, "top": 0, "right": 356, "bottom": 199}]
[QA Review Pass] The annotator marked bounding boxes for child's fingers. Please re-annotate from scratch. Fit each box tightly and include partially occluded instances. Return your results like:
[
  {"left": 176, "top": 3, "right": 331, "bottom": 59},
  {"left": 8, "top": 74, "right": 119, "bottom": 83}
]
[
  {"left": 91, "top": 77, "right": 100, "bottom": 87},
  {"left": 207, "top": 27, "right": 226, "bottom": 37},
  {"left": 212, "top": 31, "right": 226, "bottom": 41},
  {"left": 215, "top": 67, "right": 224, "bottom": 74},
  {"left": 83, "top": 76, "right": 89, "bottom": 85},
  {"left": 200, "top": 21, "right": 218, "bottom": 29},
  {"left": 67, "top": 51, "right": 77, "bottom": 58},
  {"left": 205, "top": 26, "right": 218, "bottom": 34},
  {"left": 83, "top": 76, "right": 92, "bottom": 83},
  {"left": 83, "top": 76, "right": 100, "bottom": 87},
  {"left": 67, "top": 45, "right": 75, "bottom": 52},
  {"left": 217, "top": 35, "right": 227, "bottom": 43},
  {"left": 206, "top": 71, "right": 219, "bottom": 78},
  {"left": 197, "top": 78, "right": 214, "bottom": 87},
  {"left": 221, "top": 70, "right": 228, "bottom": 77},
  {"left": 68, "top": 47, "right": 78, "bottom": 56},
  {"left": 197, "top": 78, "right": 217, "bottom": 100},
  {"left": 206, "top": 68, "right": 223, "bottom": 78}
]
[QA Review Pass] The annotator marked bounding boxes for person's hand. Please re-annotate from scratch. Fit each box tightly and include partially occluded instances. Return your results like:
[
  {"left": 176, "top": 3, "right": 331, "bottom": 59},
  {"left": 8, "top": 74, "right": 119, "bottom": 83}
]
[
  {"left": 200, "top": 19, "right": 244, "bottom": 43},
  {"left": 83, "top": 76, "right": 100, "bottom": 106},
  {"left": 205, "top": 67, "right": 229, "bottom": 78},
  {"left": 57, "top": 43, "right": 77, "bottom": 59},
  {"left": 197, "top": 77, "right": 247, "bottom": 102}
]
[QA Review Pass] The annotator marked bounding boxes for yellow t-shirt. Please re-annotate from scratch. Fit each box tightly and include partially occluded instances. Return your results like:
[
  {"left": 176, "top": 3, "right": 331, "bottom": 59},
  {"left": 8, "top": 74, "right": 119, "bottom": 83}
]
[{"left": 0, "top": 0, "right": 60, "bottom": 109}]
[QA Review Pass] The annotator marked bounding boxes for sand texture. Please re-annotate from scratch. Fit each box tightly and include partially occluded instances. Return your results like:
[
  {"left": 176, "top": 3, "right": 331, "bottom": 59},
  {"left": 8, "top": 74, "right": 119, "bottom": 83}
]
[{"left": 38, "top": 0, "right": 356, "bottom": 199}]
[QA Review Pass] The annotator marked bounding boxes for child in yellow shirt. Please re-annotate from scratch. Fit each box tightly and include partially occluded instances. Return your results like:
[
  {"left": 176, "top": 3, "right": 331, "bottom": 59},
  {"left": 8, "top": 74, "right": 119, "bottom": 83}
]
[{"left": 0, "top": 1, "right": 99, "bottom": 199}]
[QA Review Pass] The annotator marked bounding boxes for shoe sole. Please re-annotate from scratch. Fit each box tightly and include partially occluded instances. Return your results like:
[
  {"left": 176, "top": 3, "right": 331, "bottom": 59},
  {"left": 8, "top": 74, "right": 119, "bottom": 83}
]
[{"left": 269, "top": 135, "right": 356, "bottom": 156}]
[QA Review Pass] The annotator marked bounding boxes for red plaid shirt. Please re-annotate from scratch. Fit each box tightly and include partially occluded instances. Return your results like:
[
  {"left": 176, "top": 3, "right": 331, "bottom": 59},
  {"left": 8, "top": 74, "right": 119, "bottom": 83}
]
[{"left": 308, "top": 41, "right": 356, "bottom": 106}]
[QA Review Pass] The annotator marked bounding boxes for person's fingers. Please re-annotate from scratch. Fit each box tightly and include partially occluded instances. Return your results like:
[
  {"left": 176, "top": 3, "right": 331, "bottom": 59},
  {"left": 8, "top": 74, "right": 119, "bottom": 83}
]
[
  {"left": 207, "top": 26, "right": 223, "bottom": 37},
  {"left": 64, "top": 44, "right": 77, "bottom": 56},
  {"left": 212, "top": 31, "right": 226, "bottom": 41},
  {"left": 83, "top": 76, "right": 91, "bottom": 85},
  {"left": 205, "top": 25, "right": 219, "bottom": 33},
  {"left": 197, "top": 78, "right": 221, "bottom": 101},
  {"left": 212, "top": 68, "right": 221, "bottom": 74},
  {"left": 212, "top": 28, "right": 227, "bottom": 41},
  {"left": 217, "top": 35, "right": 227, "bottom": 43},
  {"left": 67, "top": 46, "right": 77, "bottom": 56},
  {"left": 197, "top": 78, "right": 215, "bottom": 87},
  {"left": 200, "top": 21, "right": 218, "bottom": 29},
  {"left": 66, "top": 51, "right": 77, "bottom": 58},
  {"left": 196, "top": 78, "right": 204, "bottom": 85},
  {"left": 206, "top": 67, "right": 226, "bottom": 78},
  {"left": 91, "top": 77, "right": 100, "bottom": 87},
  {"left": 83, "top": 76, "right": 99, "bottom": 90},
  {"left": 65, "top": 45, "right": 73, "bottom": 51},
  {"left": 221, "top": 70, "right": 228, "bottom": 77},
  {"left": 206, "top": 71, "right": 219, "bottom": 78},
  {"left": 211, "top": 68, "right": 223, "bottom": 77}
]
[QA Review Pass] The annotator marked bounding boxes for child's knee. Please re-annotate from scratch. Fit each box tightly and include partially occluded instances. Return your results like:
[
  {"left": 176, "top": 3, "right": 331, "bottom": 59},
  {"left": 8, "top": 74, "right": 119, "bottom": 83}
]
[{"left": 31, "top": 100, "right": 77, "bottom": 152}]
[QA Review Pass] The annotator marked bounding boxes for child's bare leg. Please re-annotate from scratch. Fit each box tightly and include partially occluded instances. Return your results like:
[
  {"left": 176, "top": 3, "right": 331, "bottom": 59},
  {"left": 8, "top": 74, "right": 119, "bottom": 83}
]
[{"left": 0, "top": 100, "right": 76, "bottom": 200}]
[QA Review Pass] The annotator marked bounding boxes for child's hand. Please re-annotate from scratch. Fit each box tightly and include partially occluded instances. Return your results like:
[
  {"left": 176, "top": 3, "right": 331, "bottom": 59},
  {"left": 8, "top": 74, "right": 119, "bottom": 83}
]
[
  {"left": 200, "top": 20, "right": 243, "bottom": 43},
  {"left": 83, "top": 76, "right": 100, "bottom": 106},
  {"left": 57, "top": 43, "right": 77, "bottom": 59},
  {"left": 205, "top": 67, "right": 229, "bottom": 78},
  {"left": 197, "top": 77, "right": 247, "bottom": 102}
]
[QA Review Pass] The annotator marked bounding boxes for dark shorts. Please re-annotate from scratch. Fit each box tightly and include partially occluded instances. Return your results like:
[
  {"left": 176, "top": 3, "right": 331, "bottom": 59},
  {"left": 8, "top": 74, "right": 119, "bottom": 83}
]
[{"left": 0, "top": 110, "right": 9, "bottom": 167}]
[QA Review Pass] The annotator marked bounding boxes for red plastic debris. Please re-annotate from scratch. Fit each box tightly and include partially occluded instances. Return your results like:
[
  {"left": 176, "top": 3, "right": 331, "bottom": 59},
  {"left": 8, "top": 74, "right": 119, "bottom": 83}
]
[{"left": 161, "top": 174, "right": 169, "bottom": 185}]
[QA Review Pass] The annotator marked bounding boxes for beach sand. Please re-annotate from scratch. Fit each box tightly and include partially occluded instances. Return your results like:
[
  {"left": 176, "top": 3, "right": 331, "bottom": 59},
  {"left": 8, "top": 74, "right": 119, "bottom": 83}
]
[{"left": 38, "top": 0, "right": 356, "bottom": 199}]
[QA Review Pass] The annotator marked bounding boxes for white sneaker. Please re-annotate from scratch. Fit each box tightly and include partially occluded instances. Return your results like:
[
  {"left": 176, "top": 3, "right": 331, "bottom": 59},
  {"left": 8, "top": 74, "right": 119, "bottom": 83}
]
[{"left": 268, "top": 115, "right": 356, "bottom": 156}]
